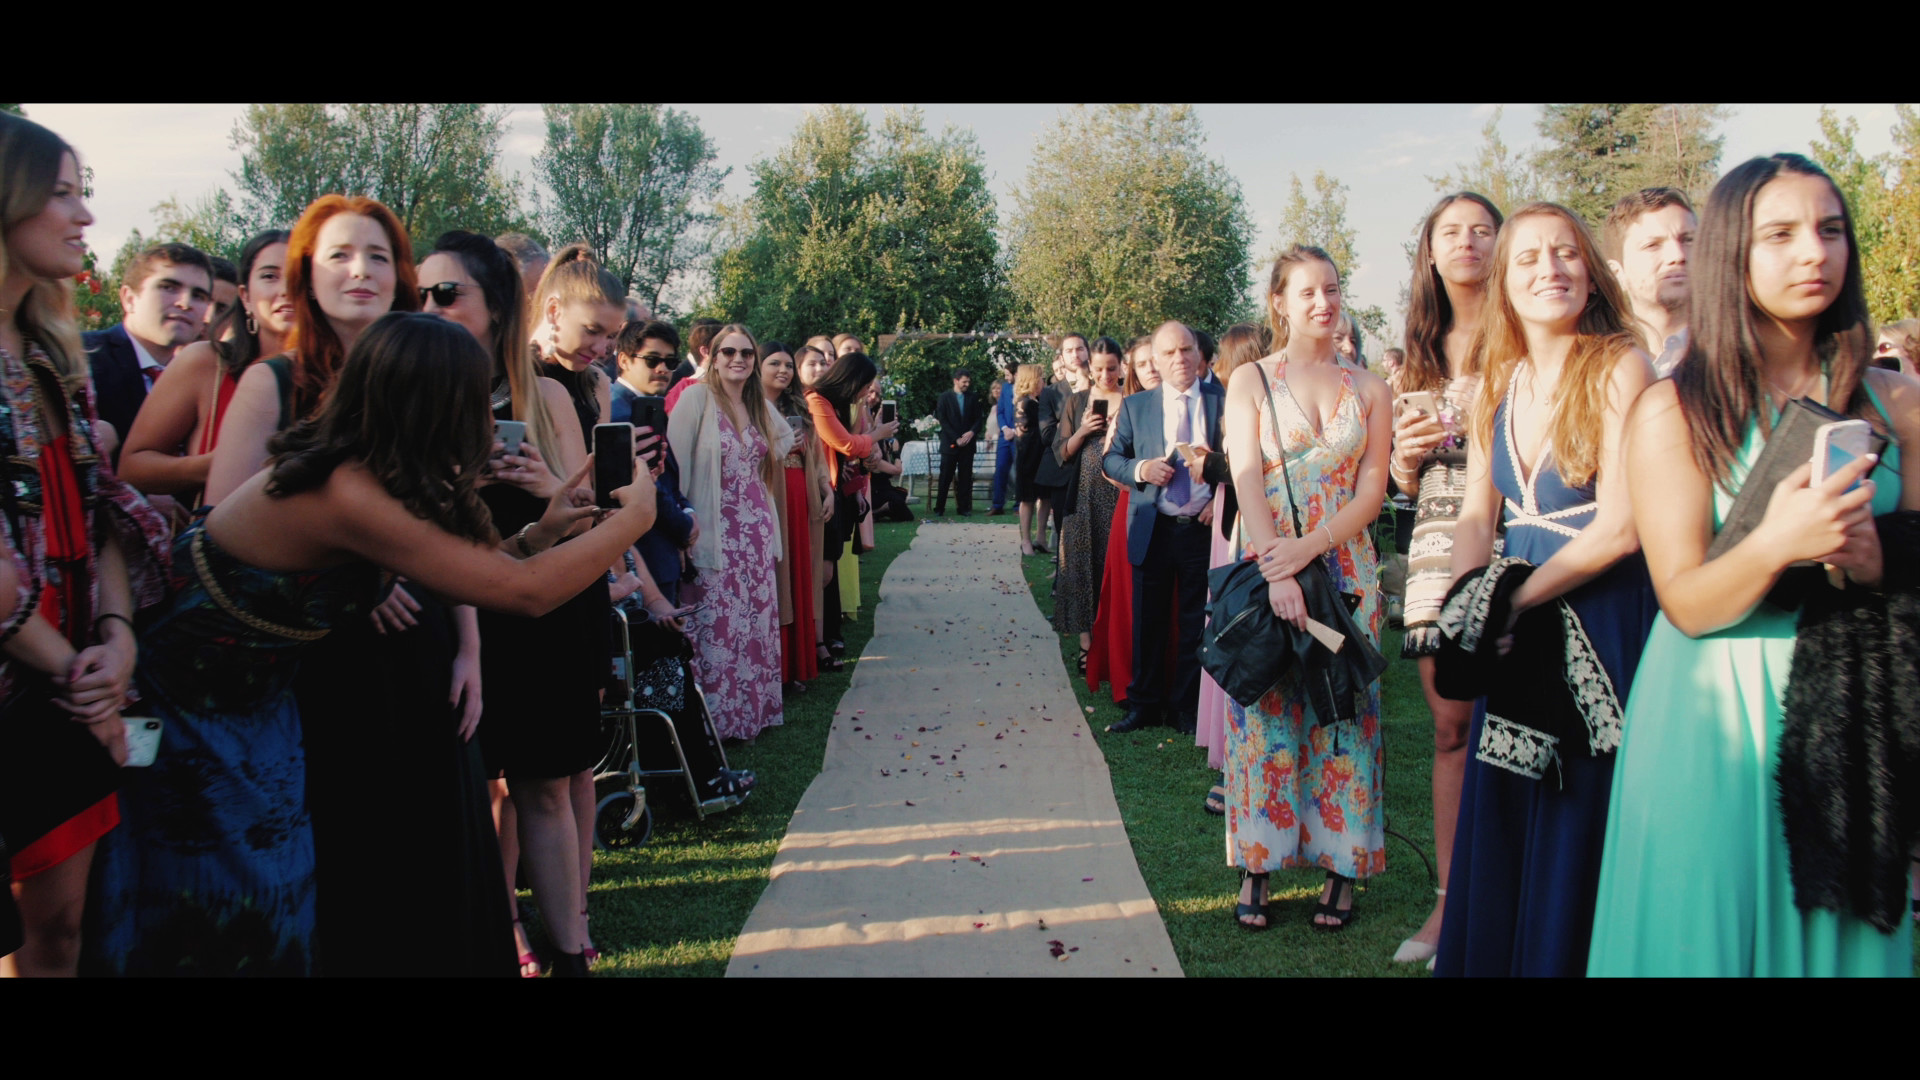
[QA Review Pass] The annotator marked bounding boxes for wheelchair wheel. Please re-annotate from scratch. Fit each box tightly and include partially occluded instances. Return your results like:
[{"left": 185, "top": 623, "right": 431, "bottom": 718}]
[{"left": 594, "top": 791, "right": 653, "bottom": 851}]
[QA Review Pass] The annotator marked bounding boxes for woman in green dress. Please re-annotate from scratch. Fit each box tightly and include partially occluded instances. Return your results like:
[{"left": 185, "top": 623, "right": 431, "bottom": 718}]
[{"left": 1588, "top": 154, "right": 1919, "bottom": 976}]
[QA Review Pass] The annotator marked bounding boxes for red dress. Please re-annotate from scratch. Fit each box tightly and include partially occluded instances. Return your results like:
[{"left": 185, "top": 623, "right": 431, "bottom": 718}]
[
  {"left": 780, "top": 457, "right": 819, "bottom": 682},
  {"left": 1084, "top": 504, "right": 1177, "bottom": 703}
]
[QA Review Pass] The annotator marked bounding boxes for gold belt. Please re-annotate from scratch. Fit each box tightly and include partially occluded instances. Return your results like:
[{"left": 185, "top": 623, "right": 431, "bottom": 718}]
[{"left": 190, "top": 530, "right": 331, "bottom": 642}]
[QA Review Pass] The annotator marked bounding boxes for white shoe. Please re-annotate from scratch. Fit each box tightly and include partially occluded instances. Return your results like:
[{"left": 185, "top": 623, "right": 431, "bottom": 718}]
[{"left": 1393, "top": 938, "right": 1438, "bottom": 964}]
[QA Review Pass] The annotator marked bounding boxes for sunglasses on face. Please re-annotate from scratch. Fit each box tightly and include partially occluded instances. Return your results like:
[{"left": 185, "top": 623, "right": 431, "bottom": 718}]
[
  {"left": 631, "top": 352, "right": 676, "bottom": 369},
  {"left": 717, "top": 346, "right": 757, "bottom": 361},
  {"left": 418, "top": 282, "right": 467, "bottom": 306}
]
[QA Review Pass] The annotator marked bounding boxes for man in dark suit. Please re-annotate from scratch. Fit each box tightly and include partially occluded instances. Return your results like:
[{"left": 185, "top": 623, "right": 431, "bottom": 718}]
[
  {"left": 85, "top": 241, "right": 215, "bottom": 465},
  {"left": 610, "top": 320, "right": 697, "bottom": 603},
  {"left": 1101, "top": 321, "right": 1225, "bottom": 735},
  {"left": 933, "top": 368, "right": 982, "bottom": 517},
  {"left": 1033, "top": 334, "right": 1088, "bottom": 537}
]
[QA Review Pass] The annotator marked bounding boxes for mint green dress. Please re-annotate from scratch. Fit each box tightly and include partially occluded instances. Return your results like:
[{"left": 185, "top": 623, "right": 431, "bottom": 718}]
[{"left": 1587, "top": 389, "right": 1913, "bottom": 977}]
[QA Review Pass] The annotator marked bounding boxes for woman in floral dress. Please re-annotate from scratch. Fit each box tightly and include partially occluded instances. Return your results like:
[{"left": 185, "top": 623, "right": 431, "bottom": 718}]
[{"left": 1222, "top": 246, "right": 1393, "bottom": 931}]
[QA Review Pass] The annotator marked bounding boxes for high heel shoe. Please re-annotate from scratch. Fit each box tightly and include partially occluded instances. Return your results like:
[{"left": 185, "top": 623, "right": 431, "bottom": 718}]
[
  {"left": 1312, "top": 871, "right": 1358, "bottom": 931},
  {"left": 1392, "top": 888, "right": 1444, "bottom": 963},
  {"left": 581, "top": 910, "right": 599, "bottom": 964},
  {"left": 550, "top": 950, "right": 591, "bottom": 977}
]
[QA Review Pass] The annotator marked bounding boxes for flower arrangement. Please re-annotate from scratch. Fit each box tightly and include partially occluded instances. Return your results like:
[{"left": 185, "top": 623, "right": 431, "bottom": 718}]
[{"left": 911, "top": 415, "right": 939, "bottom": 436}]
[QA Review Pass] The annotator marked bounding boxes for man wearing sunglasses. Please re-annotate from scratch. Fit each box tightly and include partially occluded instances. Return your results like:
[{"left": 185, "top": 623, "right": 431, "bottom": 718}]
[{"left": 613, "top": 320, "right": 699, "bottom": 602}]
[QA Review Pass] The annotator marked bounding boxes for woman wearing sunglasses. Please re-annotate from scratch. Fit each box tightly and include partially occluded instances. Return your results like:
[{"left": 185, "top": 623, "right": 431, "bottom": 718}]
[{"left": 667, "top": 325, "right": 790, "bottom": 742}]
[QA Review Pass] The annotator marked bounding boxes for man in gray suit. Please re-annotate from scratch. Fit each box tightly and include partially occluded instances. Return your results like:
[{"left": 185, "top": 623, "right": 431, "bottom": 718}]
[{"left": 1101, "top": 321, "right": 1224, "bottom": 735}]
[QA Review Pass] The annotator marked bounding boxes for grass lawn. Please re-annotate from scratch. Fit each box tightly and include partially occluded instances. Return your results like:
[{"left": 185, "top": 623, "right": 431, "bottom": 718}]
[
  {"left": 564, "top": 517, "right": 920, "bottom": 977},
  {"left": 1014, "top": 524, "right": 1439, "bottom": 977}
]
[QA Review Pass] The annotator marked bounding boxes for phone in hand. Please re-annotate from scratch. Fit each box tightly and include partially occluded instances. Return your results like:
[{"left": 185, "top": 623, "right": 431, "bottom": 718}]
[
  {"left": 880, "top": 400, "right": 897, "bottom": 426},
  {"left": 123, "top": 714, "right": 162, "bottom": 768},
  {"left": 1175, "top": 440, "right": 1205, "bottom": 466},
  {"left": 492, "top": 419, "right": 526, "bottom": 458},
  {"left": 593, "top": 422, "right": 635, "bottom": 507},
  {"left": 1091, "top": 397, "right": 1110, "bottom": 420},
  {"left": 1811, "top": 419, "right": 1873, "bottom": 491},
  {"left": 629, "top": 397, "right": 668, "bottom": 468},
  {"left": 1394, "top": 391, "right": 1438, "bottom": 422}
]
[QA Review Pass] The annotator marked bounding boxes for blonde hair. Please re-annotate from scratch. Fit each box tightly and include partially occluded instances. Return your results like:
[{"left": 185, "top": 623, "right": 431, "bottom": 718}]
[
  {"left": 1013, "top": 363, "right": 1042, "bottom": 401},
  {"left": 0, "top": 116, "right": 86, "bottom": 390},
  {"left": 532, "top": 243, "right": 624, "bottom": 318},
  {"left": 711, "top": 323, "right": 784, "bottom": 494},
  {"left": 831, "top": 332, "right": 864, "bottom": 356},
  {"left": 1471, "top": 203, "right": 1640, "bottom": 490}
]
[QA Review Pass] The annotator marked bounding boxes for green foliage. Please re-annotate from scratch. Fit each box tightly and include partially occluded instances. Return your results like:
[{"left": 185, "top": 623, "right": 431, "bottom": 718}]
[
  {"left": 229, "top": 103, "right": 526, "bottom": 252},
  {"left": 1531, "top": 103, "right": 1730, "bottom": 225},
  {"left": 533, "top": 104, "right": 727, "bottom": 316},
  {"left": 1810, "top": 104, "right": 1920, "bottom": 325},
  {"left": 149, "top": 189, "right": 251, "bottom": 261},
  {"left": 877, "top": 337, "right": 1047, "bottom": 427},
  {"left": 1273, "top": 170, "right": 1389, "bottom": 341},
  {"left": 1007, "top": 104, "right": 1252, "bottom": 341},
  {"left": 1428, "top": 105, "right": 1545, "bottom": 217},
  {"left": 1, "top": 104, "right": 23, "bottom": 116},
  {"left": 711, "top": 106, "right": 1004, "bottom": 349}
]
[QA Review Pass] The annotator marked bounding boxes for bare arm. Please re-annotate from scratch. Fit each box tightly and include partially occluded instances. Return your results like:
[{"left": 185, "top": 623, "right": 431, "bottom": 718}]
[
  {"left": 1508, "top": 349, "right": 1654, "bottom": 612},
  {"left": 1449, "top": 431, "right": 1500, "bottom": 583},
  {"left": 203, "top": 363, "right": 282, "bottom": 505},
  {"left": 1226, "top": 365, "right": 1276, "bottom": 549},
  {"left": 121, "top": 344, "right": 217, "bottom": 495}
]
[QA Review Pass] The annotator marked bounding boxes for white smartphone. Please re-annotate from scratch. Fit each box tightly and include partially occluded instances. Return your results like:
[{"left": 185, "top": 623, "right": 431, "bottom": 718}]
[
  {"left": 493, "top": 419, "right": 527, "bottom": 458},
  {"left": 123, "top": 715, "right": 162, "bottom": 768},
  {"left": 1811, "top": 419, "right": 1873, "bottom": 491},
  {"left": 1175, "top": 440, "right": 1205, "bottom": 466},
  {"left": 1394, "top": 390, "right": 1438, "bottom": 421}
]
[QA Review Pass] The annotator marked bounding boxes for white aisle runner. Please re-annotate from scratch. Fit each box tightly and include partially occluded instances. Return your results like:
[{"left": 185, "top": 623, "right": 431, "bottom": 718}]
[{"left": 726, "top": 522, "right": 1181, "bottom": 977}]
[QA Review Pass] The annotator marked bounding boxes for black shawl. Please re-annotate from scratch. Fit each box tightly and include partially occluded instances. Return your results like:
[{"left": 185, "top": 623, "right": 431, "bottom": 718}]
[{"left": 1778, "top": 510, "right": 1920, "bottom": 932}]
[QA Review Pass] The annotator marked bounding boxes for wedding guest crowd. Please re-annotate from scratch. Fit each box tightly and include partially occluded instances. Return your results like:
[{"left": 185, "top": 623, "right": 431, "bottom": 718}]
[{"left": 3, "top": 103, "right": 1915, "bottom": 981}]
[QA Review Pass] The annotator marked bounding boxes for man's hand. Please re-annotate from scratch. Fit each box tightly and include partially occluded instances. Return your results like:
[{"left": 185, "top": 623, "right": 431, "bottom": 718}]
[
  {"left": 684, "top": 512, "right": 700, "bottom": 551},
  {"left": 1198, "top": 502, "right": 1214, "bottom": 527},
  {"left": 957, "top": 431, "right": 973, "bottom": 447},
  {"left": 1140, "top": 459, "right": 1176, "bottom": 487}
]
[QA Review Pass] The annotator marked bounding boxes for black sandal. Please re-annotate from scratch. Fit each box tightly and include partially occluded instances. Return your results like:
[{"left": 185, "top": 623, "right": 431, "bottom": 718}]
[
  {"left": 707, "top": 768, "right": 756, "bottom": 802},
  {"left": 817, "top": 647, "right": 844, "bottom": 673},
  {"left": 1234, "top": 870, "right": 1270, "bottom": 931},
  {"left": 1076, "top": 646, "right": 1089, "bottom": 674},
  {"left": 1312, "top": 872, "right": 1357, "bottom": 932},
  {"left": 1203, "top": 774, "right": 1227, "bottom": 816}
]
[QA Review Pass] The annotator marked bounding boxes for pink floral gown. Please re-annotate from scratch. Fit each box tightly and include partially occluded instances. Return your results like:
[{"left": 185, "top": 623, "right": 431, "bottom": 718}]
[
  {"left": 1224, "top": 360, "right": 1385, "bottom": 880},
  {"left": 685, "top": 413, "right": 784, "bottom": 741}
]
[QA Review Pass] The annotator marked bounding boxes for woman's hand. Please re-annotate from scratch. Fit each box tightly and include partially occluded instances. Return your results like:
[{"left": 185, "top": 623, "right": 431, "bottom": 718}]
[
  {"left": 644, "top": 595, "right": 691, "bottom": 635},
  {"left": 608, "top": 569, "right": 644, "bottom": 604},
  {"left": 55, "top": 636, "right": 137, "bottom": 722},
  {"left": 1076, "top": 408, "right": 1107, "bottom": 440},
  {"left": 1392, "top": 406, "right": 1447, "bottom": 475},
  {"left": 526, "top": 456, "right": 600, "bottom": 551},
  {"left": 634, "top": 426, "right": 666, "bottom": 480},
  {"left": 371, "top": 578, "right": 422, "bottom": 634},
  {"left": 610, "top": 459, "right": 659, "bottom": 517},
  {"left": 449, "top": 650, "right": 482, "bottom": 742},
  {"left": 1266, "top": 574, "right": 1307, "bottom": 629},
  {"left": 87, "top": 710, "right": 129, "bottom": 767},
  {"left": 1755, "top": 458, "right": 1878, "bottom": 568},
  {"left": 491, "top": 440, "right": 564, "bottom": 502},
  {"left": 873, "top": 418, "right": 900, "bottom": 441},
  {"left": 1827, "top": 513, "right": 1886, "bottom": 588},
  {"left": 1257, "top": 534, "right": 1325, "bottom": 583}
]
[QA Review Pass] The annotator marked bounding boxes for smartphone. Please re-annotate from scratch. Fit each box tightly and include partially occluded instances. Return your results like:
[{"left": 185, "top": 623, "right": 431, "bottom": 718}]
[
  {"left": 593, "top": 422, "right": 635, "bottom": 506},
  {"left": 1175, "top": 440, "right": 1205, "bottom": 466},
  {"left": 1811, "top": 419, "right": 1873, "bottom": 491},
  {"left": 785, "top": 414, "right": 807, "bottom": 433},
  {"left": 880, "top": 400, "right": 897, "bottom": 426},
  {"left": 123, "top": 715, "right": 162, "bottom": 768},
  {"left": 628, "top": 397, "right": 668, "bottom": 467},
  {"left": 1394, "top": 391, "right": 1438, "bottom": 421},
  {"left": 1091, "top": 397, "right": 1110, "bottom": 420},
  {"left": 492, "top": 419, "right": 526, "bottom": 458}
]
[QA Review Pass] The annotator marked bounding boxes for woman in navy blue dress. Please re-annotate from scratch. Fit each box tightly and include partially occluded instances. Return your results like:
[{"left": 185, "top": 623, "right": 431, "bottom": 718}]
[{"left": 1434, "top": 203, "right": 1658, "bottom": 977}]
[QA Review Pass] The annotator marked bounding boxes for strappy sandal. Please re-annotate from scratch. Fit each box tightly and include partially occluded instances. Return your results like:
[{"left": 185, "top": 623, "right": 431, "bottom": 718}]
[
  {"left": 1312, "top": 872, "right": 1357, "bottom": 932},
  {"left": 513, "top": 919, "right": 541, "bottom": 978},
  {"left": 1234, "top": 870, "right": 1270, "bottom": 931},
  {"left": 707, "top": 768, "right": 757, "bottom": 804},
  {"left": 1076, "top": 646, "right": 1089, "bottom": 674},
  {"left": 1203, "top": 774, "right": 1227, "bottom": 816},
  {"left": 581, "top": 911, "right": 599, "bottom": 964}
]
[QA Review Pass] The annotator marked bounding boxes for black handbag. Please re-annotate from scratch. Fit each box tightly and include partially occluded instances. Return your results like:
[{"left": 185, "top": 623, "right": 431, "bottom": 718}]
[{"left": 1198, "top": 363, "right": 1389, "bottom": 716}]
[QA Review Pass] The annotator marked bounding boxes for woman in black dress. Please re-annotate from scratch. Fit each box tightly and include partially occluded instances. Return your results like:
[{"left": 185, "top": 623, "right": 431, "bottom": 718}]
[{"left": 1013, "top": 363, "right": 1047, "bottom": 556}]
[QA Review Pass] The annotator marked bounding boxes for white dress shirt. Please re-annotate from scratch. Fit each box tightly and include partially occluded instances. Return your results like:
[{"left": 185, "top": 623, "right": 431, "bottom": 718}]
[
  {"left": 1132, "top": 383, "right": 1213, "bottom": 515},
  {"left": 129, "top": 333, "right": 165, "bottom": 389}
]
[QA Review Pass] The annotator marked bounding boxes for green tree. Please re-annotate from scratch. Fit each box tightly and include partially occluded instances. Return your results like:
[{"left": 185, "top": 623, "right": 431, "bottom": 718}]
[
  {"left": 1, "top": 104, "right": 23, "bottom": 116},
  {"left": 1429, "top": 105, "right": 1544, "bottom": 216},
  {"left": 534, "top": 103, "right": 727, "bottom": 314},
  {"left": 1532, "top": 103, "right": 1730, "bottom": 225},
  {"left": 1810, "top": 104, "right": 1920, "bottom": 324},
  {"left": 1006, "top": 103, "right": 1252, "bottom": 340},
  {"left": 710, "top": 105, "right": 1004, "bottom": 350},
  {"left": 149, "top": 189, "right": 252, "bottom": 261},
  {"left": 230, "top": 103, "right": 525, "bottom": 250},
  {"left": 1273, "top": 169, "right": 1388, "bottom": 340}
]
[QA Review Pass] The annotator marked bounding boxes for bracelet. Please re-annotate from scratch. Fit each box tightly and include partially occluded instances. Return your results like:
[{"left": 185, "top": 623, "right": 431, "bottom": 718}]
[
  {"left": 1321, "top": 524, "right": 1335, "bottom": 552},
  {"left": 513, "top": 523, "right": 536, "bottom": 558},
  {"left": 94, "top": 612, "right": 136, "bottom": 639},
  {"left": 1390, "top": 460, "right": 1418, "bottom": 486}
]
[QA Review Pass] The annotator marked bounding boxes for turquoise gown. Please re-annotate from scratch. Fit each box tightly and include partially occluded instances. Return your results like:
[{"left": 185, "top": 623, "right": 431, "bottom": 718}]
[{"left": 1587, "top": 387, "right": 1914, "bottom": 977}]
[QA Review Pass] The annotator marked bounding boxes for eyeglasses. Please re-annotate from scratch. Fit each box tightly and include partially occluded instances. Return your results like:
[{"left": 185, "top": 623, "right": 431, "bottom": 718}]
[
  {"left": 717, "top": 346, "right": 757, "bottom": 361},
  {"left": 632, "top": 352, "right": 676, "bottom": 369},
  {"left": 418, "top": 282, "right": 468, "bottom": 306}
]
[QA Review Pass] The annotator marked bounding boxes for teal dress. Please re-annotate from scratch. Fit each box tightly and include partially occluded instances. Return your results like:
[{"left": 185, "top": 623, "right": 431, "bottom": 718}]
[{"left": 1587, "top": 389, "right": 1913, "bottom": 977}]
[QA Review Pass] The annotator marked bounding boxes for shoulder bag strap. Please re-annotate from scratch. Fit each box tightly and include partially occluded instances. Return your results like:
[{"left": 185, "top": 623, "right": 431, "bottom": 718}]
[{"left": 1251, "top": 361, "right": 1304, "bottom": 540}]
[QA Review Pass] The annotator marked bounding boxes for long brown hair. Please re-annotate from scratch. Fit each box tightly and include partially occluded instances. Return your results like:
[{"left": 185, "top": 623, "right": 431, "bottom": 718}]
[
  {"left": 1470, "top": 202, "right": 1639, "bottom": 491},
  {"left": 1403, "top": 192, "right": 1503, "bottom": 394},
  {"left": 0, "top": 114, "right": 86, "bottom": 392},
  {"left": 284, "top": 195, "right": 420, "bottom": 420},
  {"left": 1674, "top": 154, "right": 1877, "bottom": 489},
  {"left": 1214, "top": 322, "right": 1270, "bottom": 389},
  {"left": 268, "top": 312, "right": 497, "bottom": 544},
  {"left": 1265, "top": 245, "right": 1339, "bottom": 350},
  {"left": 708, "top": 323, "right": 783, "bottom": 494}
]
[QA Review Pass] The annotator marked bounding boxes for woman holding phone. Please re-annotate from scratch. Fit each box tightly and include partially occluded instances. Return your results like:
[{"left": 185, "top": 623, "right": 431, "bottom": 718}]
[
  {"left": 1588, "top": 156, "right": 1919, "bottom": 976},
  {"left": 1051, "top": 339, "right": 1124, "bottom": 670},
  {"left": 89, "top": 312, "right": 657, "bottom": 977},
  {"left": 668, "top": 324, "right": 789, "bottom": 742},
  {"left": 1387, "top": 191, "right": 1502, "bottom": 965}
]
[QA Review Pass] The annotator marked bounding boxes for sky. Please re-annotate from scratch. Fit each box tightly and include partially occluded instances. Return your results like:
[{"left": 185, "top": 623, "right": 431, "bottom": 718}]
[{"left": 18, "top": 102, "right": 1906, "bottom": 343}]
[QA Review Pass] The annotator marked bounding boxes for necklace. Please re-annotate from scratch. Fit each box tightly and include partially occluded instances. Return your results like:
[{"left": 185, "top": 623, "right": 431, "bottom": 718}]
[
  {"left": 489, "top": 374, "right": 511, "bottom": 412},
  {"left": 1766, "top": 365, "right": 1820, "bottom": 403}
]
